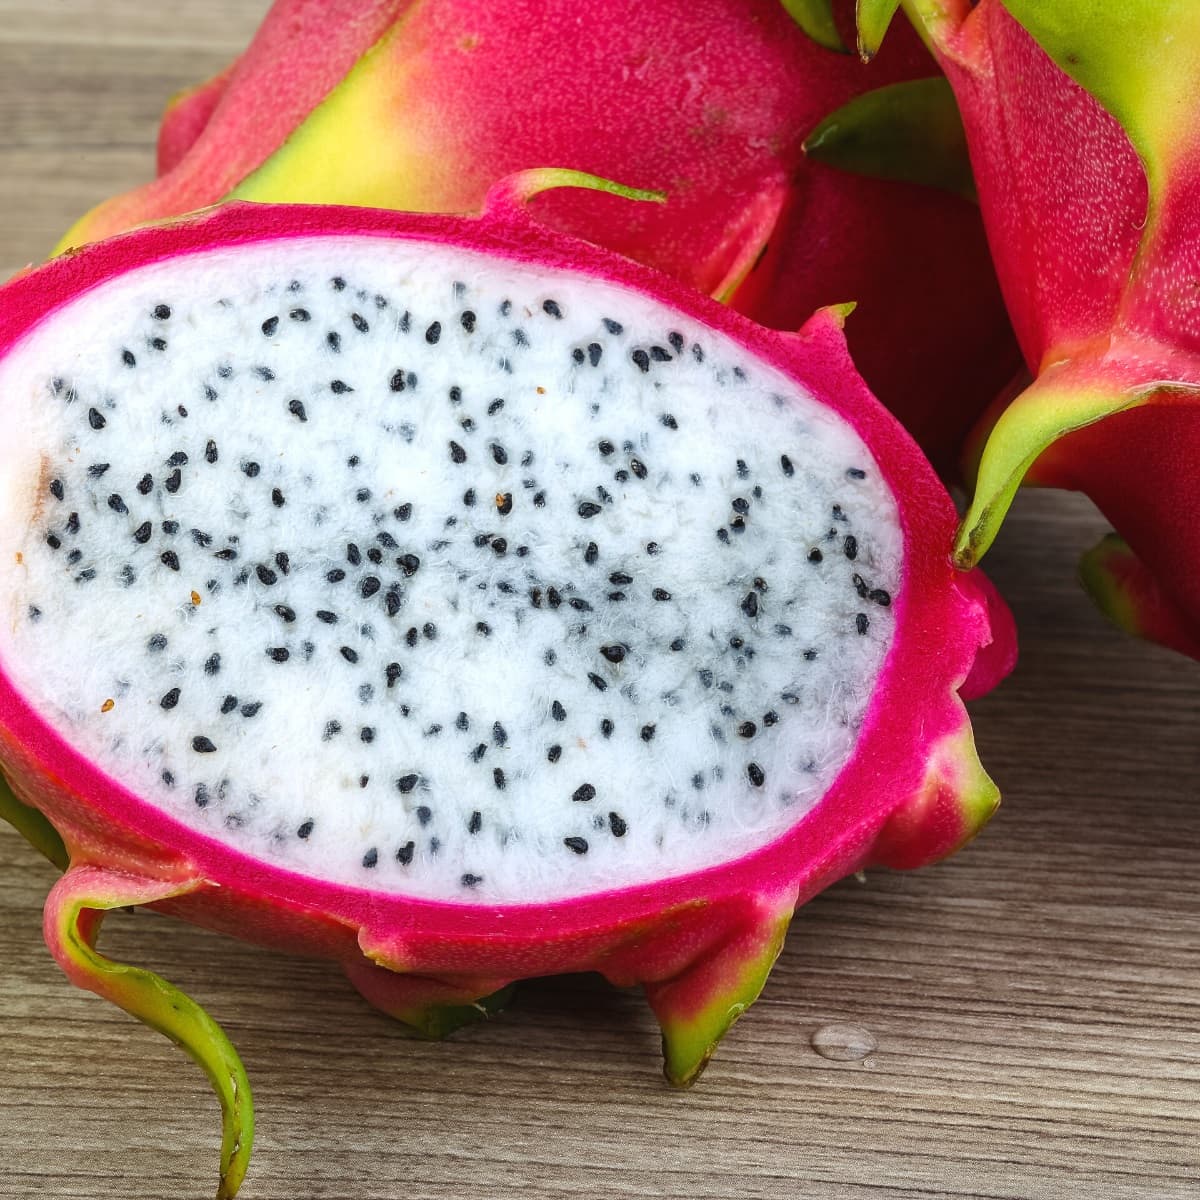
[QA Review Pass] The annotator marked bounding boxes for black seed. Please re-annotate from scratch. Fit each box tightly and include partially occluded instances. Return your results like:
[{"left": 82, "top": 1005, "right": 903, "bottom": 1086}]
[
  {"left": 730, "top": 635, "right": 745, "bottom": 650},
  {"left": 397, "top": 842, "right": 415, "bottom": 865},
  {"left": 870, "top": 588, "right": 892, "bottom": 607},
  {"left": 162, "top": 468, "right": 182, "bottom": 495},
  {"left": 46, "top": 533, "right": 62, "bottom": 550},
  {"left": 564, "top": 836, "right": 589, "bottom": 855},
  {"left": 632, "top": 349, "right": 650, "bottom": 372},
  {"left": 192, "top": 736, "right": 217, "bottom": 754},
  {"left": 362, "top": 848, "right": 378, "bottom": 869},
  {"left": 856, "top": 612, "right": 870, "bottom": 635},
  {"left": 421, "top": 320, "right": 442, "bottom": 346},
  {"left": 159, "top": 688, "right": 181, "bottom": 710},
  {"left": 153, "top": 304, "right": 171, "bottom": 320},
  {"left": 267, "top": 647, "right": 290, "bottom": 663},
  {"left": 385, "top": 662, "right": 403, "bottom": 688},
  {"left": 242, "top": 461, "right": 260, "bottom": 478},
  {"left": 449, "top": 440, "right": 467, "bottom": 464},
  {"left": 599, "top": 644, "right": 626, "bottom": 665},
  {"left": 652, "top": 588, "right": 671, "bottom": 602},
  {"left": 327, "top": 331, "right": 342, "bottom": 354},
  {"left": 88, "top": 407, "right": 106, "bottom": 430},
  {"left": 352, "top": 313, "right": 369, "bottom": 333},
  {"left": 731, "top": 496, "right": 751, "bottom": 516},
  {"left": 416, "top": 804, "right": 432, "bottom": 824},
  {"left": 550, "top": 700, "right": 567, "bottom": 723},
  {"left": 326, "top": 568, "right": 346, "bottom": 584},
  {"left": 572, "top": 347, "right": 586, "bottom": 364},
  {"left": 487, "top": 397, "right": 505, "bottom": 416},
  {"left": 607, "top": 591, "right": 626, "bottom": 602},
  {"left": 491, "top": 443, "right": 508, "bottom": 465},
  {"left": 360, "top": 726, "right": 376, "bottom": 744},
  {"left": 75, "top": 568, "right": 96, "bottom": 583},
  {"left": 254, "top": 366, "right": 275, "bottom": 382},
  {"left": 716, "top": 527, "right": 730, "bottom": 544},
  {"left": 241, "top": 702, "right": 262, "bottom": 718},
  {"left": 547, "top": 743, "right": 563, "bottom": 763},
  {"left": 50, "top": 478, "right": 65, "bottom": 501},
  {"left": 202, "top": 440, "right": 218, "bottom": 465},
  {"left": 324, "top": 719, "right": 343, "bottom": 741},
  {"left": 573, "top": 783, "right": 596, "bottom": 804},
  {"left": 542, "top": 299, "right": 563, "bottom": 319},
  {"left": 360, "top": 575, "right": 381, "bottom": 598},
  {"left": 730, "top": 516, "right": 746, "bottom": 533},
  {"left": 405, "top": 627, "right": 419, "bottom": 647},
  {"left": 393, "top": 552, "right": 420, "bottom": 577},
  {"left": 470, "top": 742, "right": 488, "bottom": 763},
  {"left": 660, "top": 413, "right": 678, "bottom": 431},
  {"left": 575, "top": 500, "right": 604, "bottom": 521},
  {"left": 395, "top": 773, "right": 420, "bottom": 794},
  {"left": 650, "top": 346, "right": 672, "bottom": 362},
  {"left": 466, "top": 810, "right": 483, "bottom": 835},
  {"left": 747, "top": 762, "right": 765, "bottom": 787},
  {"left": 600, "top": 718, "right": 614, "bottom": 738},
  {"left": 121, "top": 349, "right": 137, "bottom": 367},
  {"left": 640, "top": 724, "right": 656, "bottom": 743},
  {"left": 609, "top": 812, "right": 627, "bottom": 838},
  {"left": 844, "top": 535, "right": 859, "bottom": 561},
  {"left": 492, "top": 537, "right": 508, "bottom": 557},
  {"left": 603, "top": 318, "right": 623, "bottom": 335},
  {"left": 699, "top": 669, "right": 714, "bottom": 689},
  {"left": 493, "top": 767, "right": 506, "bottom": 790},
  {"left": 669, "top": 637, "right": 685, "bottom": 652},
  {"left": 423, "top": 622, "right": 437, "bottom": 640},
  {"left": 588, "top": 342, "right": 602, "bottom": 366},
  {"left": 588, "top": 672, "right": 608, "bottom": 692},
  {"left": 568, "top": 597, "right": 591, "bottom": 612},
  {"left": 105, "top": 493, "right": 127, "bottom": 515},
  {"left": 340, "top": 645, "right": 359, "bottom": 664},
  {"left": 330, "top": 379, "right": 356, "bottom": 396},
  {"left": 547, "top": 586, "right": 563, "bottom": 609},
  {"left": 220, "top": 694, "right": 238, "bottom": 715},
  {"left": 255, "top": 564, "right": 277, "bottom": 587},
  {"left": 297, "top": 819, "right": 314, "bottom": 840},
  {"left": 804, "top": 648, "right": 818, "bottom": 661},
  {"left": 88, "top": 463, "right": 110, "bottom": 478},
  {"left": 461, "top": 310, "right": 476, "bottom": 332},
  {"left": 780, "top": 454, "right": 794, "bottom": 477},
  {"left": 741, "top": 592, "right": 758, "bottom": 618},
  {"left": 286, "top": 398, "right": 308, "bottom": 423},
  {"left": 272, "top": 487, "right": 286, "bottom": 508},
  {"left": 808, "top": 548, "right": 823, "bottom": 564},
  {"left": 533, "top": 491, "right": 546, "bottom": 508},
  {"left": 159, "top": 550, "right": 180, "bottom": 571},
  {"left": 261, "top": 316, "right": 279, "bottom": 336},
  {"left": 150, "top": 337, "right": 167, "bottom": 352},
  {"left": 630, "top": 458, "right": 647, "bottom": 480},
  {"left": 645, "top": 542, "right": 661, "bottom": 556}
]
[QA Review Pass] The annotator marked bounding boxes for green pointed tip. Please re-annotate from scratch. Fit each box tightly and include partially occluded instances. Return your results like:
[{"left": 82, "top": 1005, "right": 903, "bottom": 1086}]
[
  {"left": 804, "top": 77, "right": 975, "bottom": 201},
  {"left": 856, "top": 0, "right": 902, "bottom": 60},
  {"left": 647, "top": 905, "right": 793, "bottom": 1087},
  {"left": 780, "top": 0, "right": 848, "bottom": 53},
  {"left": 46, "top": 869, "right": 254, "bottom": 1199},
  {"left": 0, "top": 773, "right": 69, "bottom": 869},
  {"left": 488, "top": 168, "right": 666, "bottom": 213},
  {"left": 403, "top": 985, "right": 515, "bottom": 1040}
]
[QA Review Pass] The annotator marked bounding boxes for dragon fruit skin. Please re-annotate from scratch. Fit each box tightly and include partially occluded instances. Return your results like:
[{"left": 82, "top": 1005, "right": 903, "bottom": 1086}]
[
  {"left": 863, "top": 0, "right": 1200, "bottom": 657},
  {"left": 0, "top": 180, "right": 1009, "bottom": 1196},
  {"left": 54, "top": 0, "right": 1019, "bottom": 476}
]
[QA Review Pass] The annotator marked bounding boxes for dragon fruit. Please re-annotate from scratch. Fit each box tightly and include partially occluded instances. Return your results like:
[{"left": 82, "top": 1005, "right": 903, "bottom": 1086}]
[
  {"left": 52, "top": 0, "right": 1019, "bottom": 475},
  {"left": 0, "top": 176, "right": 1010, "bottom": 1196},
  {"left": 848, "top": 0, "right": 1200, "bottom": 657}
]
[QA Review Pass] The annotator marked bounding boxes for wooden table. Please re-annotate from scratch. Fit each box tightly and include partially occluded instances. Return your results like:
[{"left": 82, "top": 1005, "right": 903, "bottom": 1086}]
[{"left": 0, "top": 4, "right": 1197, "bottom": 1197}]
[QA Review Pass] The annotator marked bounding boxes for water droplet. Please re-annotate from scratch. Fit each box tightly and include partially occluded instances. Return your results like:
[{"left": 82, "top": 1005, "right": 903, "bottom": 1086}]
[{"left": 810, "top": 1022, "right": 876, "bottom": 1063}]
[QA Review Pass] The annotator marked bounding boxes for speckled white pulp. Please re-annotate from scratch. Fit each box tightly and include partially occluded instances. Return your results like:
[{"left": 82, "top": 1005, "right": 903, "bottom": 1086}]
[{"left": 0, "top": 238, "right": 901, "bottom": 902}]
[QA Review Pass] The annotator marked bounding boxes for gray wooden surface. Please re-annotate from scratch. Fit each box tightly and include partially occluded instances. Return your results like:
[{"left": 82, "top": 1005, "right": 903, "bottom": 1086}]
[{"left": 0, "top": 3, "right": 1197, "bottom": 1197}]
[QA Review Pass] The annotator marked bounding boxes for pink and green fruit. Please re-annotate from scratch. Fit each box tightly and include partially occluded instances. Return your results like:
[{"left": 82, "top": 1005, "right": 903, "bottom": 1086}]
[
  {"left": 0, "top": 177, "right": 1010, "bottom": 1195},
  {"left": 56, "top": 0, "right": 1020, "bottom": 475},
  {"left": 853, "top": 0, "right": 1200, "bottom": 658}
]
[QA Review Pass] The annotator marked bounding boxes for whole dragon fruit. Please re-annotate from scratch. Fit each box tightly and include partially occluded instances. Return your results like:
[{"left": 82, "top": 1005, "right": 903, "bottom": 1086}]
[
  {"left": 849, "top": 0, "right": 1200, "bottom": 657},
  {"left": 53, "top": 0, "right": 1020, "bottom": 474},
  {"left": 0, "top": 176, "right": 1010, "bottom": 1196}
]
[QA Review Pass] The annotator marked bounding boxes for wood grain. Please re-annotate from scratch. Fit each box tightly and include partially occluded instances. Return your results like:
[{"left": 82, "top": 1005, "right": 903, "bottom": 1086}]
[{"left": 0, "top": 3, "right": 1197, "bottom": 1197}]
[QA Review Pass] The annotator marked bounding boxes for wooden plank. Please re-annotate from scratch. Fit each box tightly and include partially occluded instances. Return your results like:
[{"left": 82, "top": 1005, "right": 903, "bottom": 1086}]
[{"left": 0, "top": 3, "right": 1197, "bottom": 1197}]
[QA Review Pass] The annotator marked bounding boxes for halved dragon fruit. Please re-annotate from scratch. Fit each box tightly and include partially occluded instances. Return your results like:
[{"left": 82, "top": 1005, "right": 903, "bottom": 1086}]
[{"left": 0, "top": 177, "right": 1009, "bottom": 1197}]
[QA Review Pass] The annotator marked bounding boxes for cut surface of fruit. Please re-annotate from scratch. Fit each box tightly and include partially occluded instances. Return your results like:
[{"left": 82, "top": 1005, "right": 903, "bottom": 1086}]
[{"left": 0, "top": 237, "right": 901, "bottom": 903}]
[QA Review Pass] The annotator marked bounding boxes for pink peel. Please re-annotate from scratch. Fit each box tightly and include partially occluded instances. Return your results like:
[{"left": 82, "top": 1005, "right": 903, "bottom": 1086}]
[{"left": 878, "top": 0, "right": 1200, "bottom": 656}]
